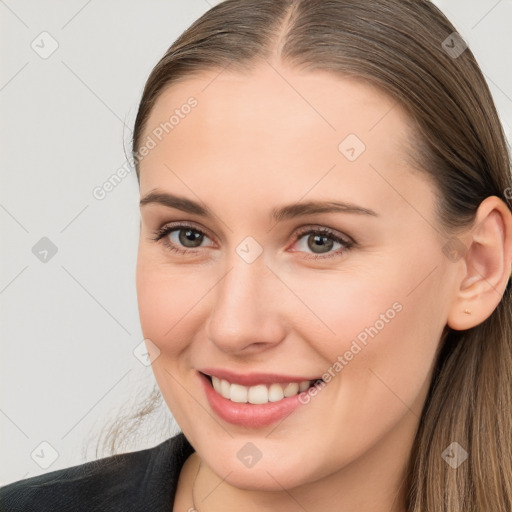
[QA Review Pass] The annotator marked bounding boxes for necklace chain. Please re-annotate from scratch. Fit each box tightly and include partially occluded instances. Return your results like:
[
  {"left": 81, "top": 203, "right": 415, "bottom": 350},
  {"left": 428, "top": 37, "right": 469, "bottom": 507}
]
[{"left": 191, "top": 457, "right": 202, "bottom": 512}]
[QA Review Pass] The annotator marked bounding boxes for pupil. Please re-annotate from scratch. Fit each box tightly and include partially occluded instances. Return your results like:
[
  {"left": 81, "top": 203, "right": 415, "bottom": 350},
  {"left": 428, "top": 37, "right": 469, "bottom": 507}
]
[
  {"left": 308, "top": 234, "right": 333, "bottom": 254},
  {"left": 179, "top": 229, "right": 203, "bottom": 247}
]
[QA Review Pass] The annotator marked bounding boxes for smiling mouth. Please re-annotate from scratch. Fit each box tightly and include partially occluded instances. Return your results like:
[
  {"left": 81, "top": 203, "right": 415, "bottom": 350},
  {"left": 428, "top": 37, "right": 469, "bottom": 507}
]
[{"left": 202, "top": 373, "right": 323, "bottom": 405}]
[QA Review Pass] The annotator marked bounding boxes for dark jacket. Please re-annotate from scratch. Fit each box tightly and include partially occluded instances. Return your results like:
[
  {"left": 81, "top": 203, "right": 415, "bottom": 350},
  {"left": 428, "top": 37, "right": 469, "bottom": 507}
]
[{"left": 0, "top": 432, "right": 194, "bottom": 511}]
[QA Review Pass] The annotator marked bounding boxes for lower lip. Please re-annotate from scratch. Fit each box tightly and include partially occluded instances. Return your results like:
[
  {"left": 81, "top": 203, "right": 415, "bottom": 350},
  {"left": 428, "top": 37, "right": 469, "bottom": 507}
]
[{"left": 199, "top": 372, "right": 305, "bottom": 428}]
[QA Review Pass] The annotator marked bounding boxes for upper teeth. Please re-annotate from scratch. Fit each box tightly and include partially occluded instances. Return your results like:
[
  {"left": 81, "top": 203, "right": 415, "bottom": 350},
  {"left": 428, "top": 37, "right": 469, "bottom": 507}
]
[{"left": 211, "top": 376, "right": 311, "bottom": 404}]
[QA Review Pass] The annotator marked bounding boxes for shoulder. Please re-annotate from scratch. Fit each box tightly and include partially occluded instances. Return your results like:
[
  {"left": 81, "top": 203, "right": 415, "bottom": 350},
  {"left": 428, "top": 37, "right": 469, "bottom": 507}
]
[{"left": 0, "top": 432, "right": 194, "bottom": 512}]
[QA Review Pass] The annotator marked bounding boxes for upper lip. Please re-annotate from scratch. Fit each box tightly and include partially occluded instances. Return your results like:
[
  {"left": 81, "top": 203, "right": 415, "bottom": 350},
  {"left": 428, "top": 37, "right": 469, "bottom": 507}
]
[{"left": 199, "top": 368, "right": 321, "bottom": 386}]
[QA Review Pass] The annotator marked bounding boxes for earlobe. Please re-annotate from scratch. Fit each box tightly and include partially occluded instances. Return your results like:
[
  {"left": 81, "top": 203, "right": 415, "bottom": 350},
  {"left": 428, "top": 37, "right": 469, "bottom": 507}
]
[{"left": 446, "top": 196, "right": 512, "bottom": 331}]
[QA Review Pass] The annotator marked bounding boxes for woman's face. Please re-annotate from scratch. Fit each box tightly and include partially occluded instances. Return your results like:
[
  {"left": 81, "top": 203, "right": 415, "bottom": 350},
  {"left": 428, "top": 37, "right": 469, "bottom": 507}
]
[{"left": 136, "top": 62, "right": 458, "bottom": 490}]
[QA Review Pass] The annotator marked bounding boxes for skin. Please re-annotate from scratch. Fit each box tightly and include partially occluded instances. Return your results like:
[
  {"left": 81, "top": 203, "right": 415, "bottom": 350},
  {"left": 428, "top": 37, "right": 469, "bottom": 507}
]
[{"left": 135, "top": 61, "right": 512, "bottom": 512}]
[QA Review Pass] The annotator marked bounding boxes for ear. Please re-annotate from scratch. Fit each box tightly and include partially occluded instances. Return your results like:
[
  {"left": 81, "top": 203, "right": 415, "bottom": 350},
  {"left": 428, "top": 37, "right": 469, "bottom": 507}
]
[{"left": 447, "top": 196, "right": 512, "bottom": 331}]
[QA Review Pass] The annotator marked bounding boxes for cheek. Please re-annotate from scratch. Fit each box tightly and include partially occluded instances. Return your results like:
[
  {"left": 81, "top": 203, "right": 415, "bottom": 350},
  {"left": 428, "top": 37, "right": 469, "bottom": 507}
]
[
  {"left": 136, "top": 259, "right": 205, "bottom": 353},
  {"left": 136, "top": 260, "right": 205, "bottom": 424},
  {"left": 292, "top": 261, "right": 443, "bottom": 427},
  {"left": 284, "top": 267, "right": 406, "bottom": 358},
  {"left": 327, "top": 303, "right": 439, "bottom": 459}
]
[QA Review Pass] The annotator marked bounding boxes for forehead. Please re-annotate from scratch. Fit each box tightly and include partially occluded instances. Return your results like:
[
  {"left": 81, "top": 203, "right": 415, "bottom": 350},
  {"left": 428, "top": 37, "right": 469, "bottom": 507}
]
[
  {"left": 141, "top": 62, "right": 407, "bottom": 145},
  {"left": 138, "top": 63, "right": 433, "bottom": 222}
]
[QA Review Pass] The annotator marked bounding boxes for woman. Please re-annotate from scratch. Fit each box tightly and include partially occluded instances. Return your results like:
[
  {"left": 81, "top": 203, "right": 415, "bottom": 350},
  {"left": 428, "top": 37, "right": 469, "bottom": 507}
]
[{"left": 2, "top": 0, "right": 511, "bottom": 510}]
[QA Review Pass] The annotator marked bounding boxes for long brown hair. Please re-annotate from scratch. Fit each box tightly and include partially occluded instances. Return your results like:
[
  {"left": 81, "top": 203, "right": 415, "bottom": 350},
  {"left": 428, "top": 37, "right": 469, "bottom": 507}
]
[{"left": 103, "top": 1, "right": 512, "bottom": 510}]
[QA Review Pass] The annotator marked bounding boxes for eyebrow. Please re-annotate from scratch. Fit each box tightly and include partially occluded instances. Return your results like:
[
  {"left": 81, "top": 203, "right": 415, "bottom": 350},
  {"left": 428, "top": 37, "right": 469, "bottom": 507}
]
[{"left": 139, "top": 191, "right": 379, "bottom": 221}]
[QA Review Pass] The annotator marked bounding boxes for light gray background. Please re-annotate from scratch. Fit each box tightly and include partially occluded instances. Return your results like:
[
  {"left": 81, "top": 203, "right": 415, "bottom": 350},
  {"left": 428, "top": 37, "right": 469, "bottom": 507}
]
[{"left": 1, "top": 0, "right": 511, "bottom": 486}]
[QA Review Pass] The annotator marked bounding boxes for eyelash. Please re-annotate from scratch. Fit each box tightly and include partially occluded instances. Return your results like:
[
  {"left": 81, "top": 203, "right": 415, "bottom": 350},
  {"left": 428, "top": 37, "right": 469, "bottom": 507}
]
[{"left": 150, "top": 223, "right": 355, "bottom": 260}]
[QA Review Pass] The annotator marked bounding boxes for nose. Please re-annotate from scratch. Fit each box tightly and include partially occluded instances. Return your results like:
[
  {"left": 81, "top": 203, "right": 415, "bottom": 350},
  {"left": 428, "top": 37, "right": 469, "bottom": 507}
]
[{"left": 206, "top": 251, "right": 286, "bottom": 355}]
